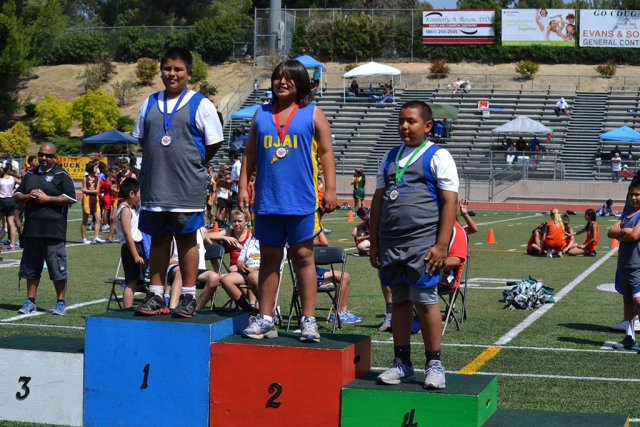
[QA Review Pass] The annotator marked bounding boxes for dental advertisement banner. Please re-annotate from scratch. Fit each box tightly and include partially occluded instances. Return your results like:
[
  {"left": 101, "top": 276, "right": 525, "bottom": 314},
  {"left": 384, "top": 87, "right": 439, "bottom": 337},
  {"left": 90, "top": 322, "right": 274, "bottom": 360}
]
[
  {"left": 423, "top": 9, "right": 495, "bottom": 44},
  {"left": 579, "top": 10, "right": 640, "bottom": 48},
  {"left": 502, "top": 9, "right": 576, "bottom": 46}
]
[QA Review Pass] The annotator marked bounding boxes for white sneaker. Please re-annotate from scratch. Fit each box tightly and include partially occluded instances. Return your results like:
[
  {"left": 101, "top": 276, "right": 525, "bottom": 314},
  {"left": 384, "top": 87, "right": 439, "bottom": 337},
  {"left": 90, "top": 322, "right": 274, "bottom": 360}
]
[
  {"left": 92, "top": 237, "right": 105, "bottom": 244},
  {"left": 241, "top": 314, "right": 277, "bottom": 339},
  {"left": 377, "top": 358, "right": 415, "bottom": 385},
  {"left": 81, "top": 239, "right": 91, "bottom": 244},
  {"left": 611, "top": 317, "right": 640, "bottom": 332},
  {"left": 299, "top": 317, "right": 320, "bottom": 343},
  {"left": 424, "top": 360, "right": 446, "bottom": 390},
  {"left": 101, "top": 225, "right": 110, "bottom": 232}
]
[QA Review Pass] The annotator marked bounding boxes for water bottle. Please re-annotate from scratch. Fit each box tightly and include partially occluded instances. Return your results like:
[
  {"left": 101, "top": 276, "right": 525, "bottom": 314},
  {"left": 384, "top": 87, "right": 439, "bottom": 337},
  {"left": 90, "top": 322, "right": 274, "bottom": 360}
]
[
  {"left": 331, "top": 134, "right": 335, "bottom": 145},
  {"left": 547, "top": 250, "right": 552, "bottom": 258}
]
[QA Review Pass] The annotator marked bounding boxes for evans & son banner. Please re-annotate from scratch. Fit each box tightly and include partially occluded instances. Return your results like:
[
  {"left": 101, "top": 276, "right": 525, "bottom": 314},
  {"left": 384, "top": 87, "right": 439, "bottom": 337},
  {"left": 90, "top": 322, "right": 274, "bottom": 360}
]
[
  {"left": 502, "top": 9, "right": 576, "bottom": 46},
  {"left": 579, "top": 10, "right": 640, "bottom": 48},
  {"left": 423, "top": 9, "right": 495, "bottom": 44}
]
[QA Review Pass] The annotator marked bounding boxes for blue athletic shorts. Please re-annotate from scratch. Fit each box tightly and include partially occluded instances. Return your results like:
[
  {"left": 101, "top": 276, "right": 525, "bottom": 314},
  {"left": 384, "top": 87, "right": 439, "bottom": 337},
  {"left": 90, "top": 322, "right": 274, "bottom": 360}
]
[
  {"left": 254, "top": 212, "right": 321, "bottom": 248},
  {"left": 316, "top": 266, "right": 329, "bottom": 286}
]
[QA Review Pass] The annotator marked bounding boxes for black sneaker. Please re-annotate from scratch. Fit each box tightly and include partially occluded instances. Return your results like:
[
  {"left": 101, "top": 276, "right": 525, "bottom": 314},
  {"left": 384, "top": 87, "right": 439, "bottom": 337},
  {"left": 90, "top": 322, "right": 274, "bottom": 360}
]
[
  {"left": 134, "top": 293, "right": 170, "bottom": 316},
  {"left": 171, "top": 294, "right": 197, "bottom": 318}
]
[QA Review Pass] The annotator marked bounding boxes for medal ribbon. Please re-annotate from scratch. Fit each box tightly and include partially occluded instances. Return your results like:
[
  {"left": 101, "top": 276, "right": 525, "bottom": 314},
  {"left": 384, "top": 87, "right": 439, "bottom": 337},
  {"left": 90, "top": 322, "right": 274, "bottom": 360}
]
[
  {"left": 394, "top": 139, "right": 429, "bottom": 185},
  {"left": 274, "top": 104, "right": 299, "bottom": 144},
  {"left": 163, "top": 87, "right": 189, "bottom": 134}
]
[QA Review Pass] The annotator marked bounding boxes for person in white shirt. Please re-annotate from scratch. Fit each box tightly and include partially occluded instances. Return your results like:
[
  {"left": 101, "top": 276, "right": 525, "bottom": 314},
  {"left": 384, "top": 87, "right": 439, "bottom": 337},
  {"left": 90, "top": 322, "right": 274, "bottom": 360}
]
[
  {"left": 555, "top": 97, "right": 570, "bottom": 117},
  {"left": 612, "top": 153, "right": 622, "bottom": 182}
]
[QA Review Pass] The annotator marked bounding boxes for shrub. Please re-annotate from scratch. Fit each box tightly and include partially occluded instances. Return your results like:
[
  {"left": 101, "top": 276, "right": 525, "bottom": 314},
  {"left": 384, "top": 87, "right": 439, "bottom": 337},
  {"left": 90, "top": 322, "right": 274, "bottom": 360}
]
[
  {"left": 48, "top": 33, "right": 107, "bottom": 65},
  {"left": 198, "top": 81, "right": 218, "bottom": 98},
  {"left": 0, "top": 122, "right": 31, "bottom": 155},
  {"left": 429, "top": 58, "right": 450, "bottom": 75},
  {"left": 515, "top": 60, "right": 539, "bottom": 78},
  {"left": 344, "top": 63, "right": 357, "bottom": 73},
  {"left": 49, "top": 135, "right": 82, "bottom": 155},
  {"left": 191, "top": 53, "right": 208, "bottom": 84},
  {"left": 111, "top": 80, "right": 139, "bottom": 106},
  {"left": 34, "top": 94, "right": 74, "bottom": 135},
  {"left": 72, "top": 88, "right": 120, "bottom": 137},
  {"left": 24, "top": 102, "right": 37, "bottom": 118},
  {"left": 595, "top": 61, "right": 617, "bottom": 77},
  {"left": 135, "top": 58, "right": 159, "bottom": 85},
  {"left": 77, "top": 55, "right": 118, "bottom": 91},
  {"left": 117, "top": 115, "right": 136, "bottom": 133}
]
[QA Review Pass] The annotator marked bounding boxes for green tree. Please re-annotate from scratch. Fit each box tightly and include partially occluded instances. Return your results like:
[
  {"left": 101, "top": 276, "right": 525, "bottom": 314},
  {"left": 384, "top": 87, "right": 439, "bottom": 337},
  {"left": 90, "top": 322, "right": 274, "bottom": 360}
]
[
  {"left": 35, "top": 94, "right": 74, "bottom": 135},
  {"left": 72, "top": 88, "right": 120, "bottom": 137},
  {"left": 0, "top": 122, "right": 31, "bottom": 155},
  {"left": 0, "top": 0, "right": 32, "bottom": 118}
]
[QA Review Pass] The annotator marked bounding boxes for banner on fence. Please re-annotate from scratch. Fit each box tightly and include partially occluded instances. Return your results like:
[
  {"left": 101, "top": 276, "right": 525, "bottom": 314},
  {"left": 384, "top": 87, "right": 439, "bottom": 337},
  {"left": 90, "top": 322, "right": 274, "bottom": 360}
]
[
  {"left": 57, "top": 156, "right": 107, "bottom": 180},
  {"left": 422, "top": 9, "right": 495, "bottom": 44},
  {"left": 502, "top": 9, "right": 576, "bottom": 46},
  {"left": 579, "top": 10, "right": 640, "bottom": 48}
]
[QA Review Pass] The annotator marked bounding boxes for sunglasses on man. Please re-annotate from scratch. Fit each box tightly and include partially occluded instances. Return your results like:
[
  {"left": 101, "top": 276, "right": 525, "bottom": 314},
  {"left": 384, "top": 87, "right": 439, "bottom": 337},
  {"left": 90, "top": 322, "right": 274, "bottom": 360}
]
[{"left": 38, "top": 152, "right": 56, "bottom": 159}]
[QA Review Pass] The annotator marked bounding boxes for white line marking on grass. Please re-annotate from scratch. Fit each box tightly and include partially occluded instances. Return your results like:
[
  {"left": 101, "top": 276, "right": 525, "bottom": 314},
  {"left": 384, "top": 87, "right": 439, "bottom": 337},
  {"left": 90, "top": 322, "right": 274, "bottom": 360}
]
[
  {"left": 0, "top": 261, "right": 20, "bottom": 268},
  {"left": 494, "top": 248, "right": 618, "bottom": 346},
  {"left": 0, "top": 323, "right": 84, "bottom": 330},
  {"left": 476, "top": 214, "right": 540, "bottom": 227},
  {"left": 372, "top": 340, "right": 640, "bottom": 354},
  {"left": 1, "top": 298, "right": 109, "bottom": 322},
  {"left": 0, "top": 242, "right": 103, "bottom": 263},
  {"left": 507, "top": 249, "right": 517, "bottom": 252}
]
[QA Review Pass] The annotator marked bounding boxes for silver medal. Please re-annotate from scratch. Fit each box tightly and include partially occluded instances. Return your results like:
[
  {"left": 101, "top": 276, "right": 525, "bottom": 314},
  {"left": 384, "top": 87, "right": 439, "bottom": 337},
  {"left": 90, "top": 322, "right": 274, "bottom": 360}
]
[
  {"left": 161, "top": 135, "right": 172, "bottom": 146},
  {"left": 389, "top": 189, "right": 399, "bottom": 200},
  {"left": 276, "top": 147, "right": 287, "bottom": 159}
]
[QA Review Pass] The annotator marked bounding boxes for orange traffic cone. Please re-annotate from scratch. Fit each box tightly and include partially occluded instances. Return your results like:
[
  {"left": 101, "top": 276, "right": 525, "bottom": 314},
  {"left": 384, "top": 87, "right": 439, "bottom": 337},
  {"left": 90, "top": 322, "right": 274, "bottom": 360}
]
[
  {"left": 347, "top": 211, "right": 354, "bottom": 222},
  {"left": 486, "top": 228, "right": 497, "bottom": 244},
  {"left": 213, "top": 222, "right": 219, "bottom": 232},
  {"left": 610, "top": 238, "right": 619, "bottom": 249},
  {"left": 516, "top": 204, "right": 520, "bottom": 210}
]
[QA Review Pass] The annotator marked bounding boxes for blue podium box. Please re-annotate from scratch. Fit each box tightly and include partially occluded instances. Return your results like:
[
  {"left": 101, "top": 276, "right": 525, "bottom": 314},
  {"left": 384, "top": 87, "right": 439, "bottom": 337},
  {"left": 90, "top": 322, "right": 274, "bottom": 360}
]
[
  {"left": 84, "top": 309, "right": 247, "bottom": 427},
  {"left": 0, "top": 335, "right": 84, "bottom": 426}
]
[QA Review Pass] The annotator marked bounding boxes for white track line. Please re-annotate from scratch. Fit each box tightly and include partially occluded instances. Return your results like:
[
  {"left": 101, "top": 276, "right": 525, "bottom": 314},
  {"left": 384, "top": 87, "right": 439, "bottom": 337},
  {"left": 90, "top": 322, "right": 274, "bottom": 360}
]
[
  {"left": 371, "top": 340, "right": 639, "bottom": 354},
  {"left": 0, "top": 323, "right": 84, "bottom": 330},
  {"left": 494, "top": 248, "right": 617, "bottom": 346},
  {"left": 1, "top": 298, "right": 109, "bottom": 322},
  {"left": 476, "top": 214, "right": 540, "bottom": 226}
]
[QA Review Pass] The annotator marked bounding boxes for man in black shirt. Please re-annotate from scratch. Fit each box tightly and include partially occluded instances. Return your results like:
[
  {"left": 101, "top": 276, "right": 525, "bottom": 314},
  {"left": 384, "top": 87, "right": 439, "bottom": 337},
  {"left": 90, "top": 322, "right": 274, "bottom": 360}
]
[{"left": 14, "top": 143, "right": 76, "bottom": 315}]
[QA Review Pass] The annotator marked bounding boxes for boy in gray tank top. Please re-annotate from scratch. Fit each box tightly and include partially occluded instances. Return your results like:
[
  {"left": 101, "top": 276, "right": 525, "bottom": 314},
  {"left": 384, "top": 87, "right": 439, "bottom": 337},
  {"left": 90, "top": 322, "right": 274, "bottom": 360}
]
[
  {"left": 370, "top": 101, "right": 459, "bottom": 390},
  {"left": 608, "top": 180, "right": 640, "bottom": 350}
]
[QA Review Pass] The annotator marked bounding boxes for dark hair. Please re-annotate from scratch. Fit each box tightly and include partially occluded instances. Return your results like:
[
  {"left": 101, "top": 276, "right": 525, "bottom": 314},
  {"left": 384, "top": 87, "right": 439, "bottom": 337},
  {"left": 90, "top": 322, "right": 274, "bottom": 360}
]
[
  {"left": 118, "top": 157, "right": 129, "bottom": 166},
  {"left": 270, "top": 60, "right": 314, "bottom": 107},
  {"left": 356, "top": 207, "right": 369, "bottom": 218},
  {"left": 566, "top": 13, "right": 575, "bottom": 20},
  {"left": 561, "top": 213, "right": 570, "bottom": 222},
  {"left": 98, "top": 161, "right": 107, "bottom": 173},
  {"left": 585, "top": 209, "right": 596, "bottom": 221},
  {"left": 85, "top": 160, "right": 98, "bottom": 174},
  {"left": 228, "top": 150, "right": 239, "bottom": 159},
  {"left": 628, "top": 181, "right": 640, "bottom": 193},
  {"left": 401, "top": 100, "right": 433, "bottom": 122},
  {"left": 217, "top": 111, "right": 224, "bottom": 128},
  {"left": 27, "top": 155, "right": 36, "bottom": 164},
  {"left": 606, "top": 198, "right": 613, "bottom": 206},
  {"left": 161, "top": 47, "right": 193, "bottom": 73},
  {"left": 120, "top": 177, "right": 140, "bottom": 199}
]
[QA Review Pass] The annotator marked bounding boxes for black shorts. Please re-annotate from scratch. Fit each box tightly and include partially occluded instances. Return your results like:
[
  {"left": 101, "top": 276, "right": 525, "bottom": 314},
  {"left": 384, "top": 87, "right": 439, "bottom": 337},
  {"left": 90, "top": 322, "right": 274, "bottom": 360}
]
[
  {"left": 0, "top": 197, "right": 15, "bottom": 216},
  {"left": 217, "top": 198, "right": 227, "bottom": 210},
  {"left": 19, "top": 237, "right": 67, "bottom": 281},
  {"left": 121, "top": 242, "right": 146, "bottom": 284},
  {"left": 229, "top": 191, "right": 238, "bottom": 211}
]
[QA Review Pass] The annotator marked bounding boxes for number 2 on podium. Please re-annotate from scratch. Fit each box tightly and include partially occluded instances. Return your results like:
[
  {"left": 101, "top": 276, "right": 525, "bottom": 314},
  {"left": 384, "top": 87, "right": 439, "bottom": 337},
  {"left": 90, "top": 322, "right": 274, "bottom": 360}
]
[{"left": 266, "top": 382, "right": 282, "bottom": 408}]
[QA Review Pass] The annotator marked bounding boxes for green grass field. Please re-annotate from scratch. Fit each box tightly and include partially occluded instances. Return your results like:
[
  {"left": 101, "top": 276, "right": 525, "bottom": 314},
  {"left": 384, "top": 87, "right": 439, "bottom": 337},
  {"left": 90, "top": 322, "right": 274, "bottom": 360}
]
[{"left": 1, "top": 207, "right": 638, "bottom": 426}]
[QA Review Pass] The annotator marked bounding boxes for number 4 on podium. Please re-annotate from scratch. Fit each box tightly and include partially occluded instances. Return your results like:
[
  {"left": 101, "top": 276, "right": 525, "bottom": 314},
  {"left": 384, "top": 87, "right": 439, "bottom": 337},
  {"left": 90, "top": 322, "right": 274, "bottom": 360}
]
[{"left": 400, "top": 408, "right": 418, "bottom": 427}]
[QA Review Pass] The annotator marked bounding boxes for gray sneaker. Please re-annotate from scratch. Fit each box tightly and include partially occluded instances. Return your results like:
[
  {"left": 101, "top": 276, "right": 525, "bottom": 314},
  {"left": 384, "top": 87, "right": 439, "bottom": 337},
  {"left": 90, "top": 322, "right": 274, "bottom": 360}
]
[
  {"left": 18, "top": 297, "right": 37, "bottom": 314},
  {"left": 242, "top": 314, "right": 278, "bottom": 339},
  {"left": 617, "top": 334, "right": 637, "bottom": 350},
  {"left": 377, "top": 358, "right": 415, "bottom": 385},
  {"left": 378, "top": 313, "right": 392, "bottom": 332},
  {"left": 299, "top": 317, "right": 320, "bottom": 343},
  {"left": 424, "top": 360, "right": 446, "bottom": 390}
]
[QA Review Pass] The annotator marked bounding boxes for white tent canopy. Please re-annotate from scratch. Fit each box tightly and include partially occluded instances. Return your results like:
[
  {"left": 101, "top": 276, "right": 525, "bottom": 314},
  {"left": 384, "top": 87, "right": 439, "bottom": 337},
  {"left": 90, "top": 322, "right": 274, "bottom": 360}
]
[
  {"left": 342, "top": 61, "right": 401, "bottom": 103},
  {"left": 492, "top": 116, "right": 553, "bottom": 135}
]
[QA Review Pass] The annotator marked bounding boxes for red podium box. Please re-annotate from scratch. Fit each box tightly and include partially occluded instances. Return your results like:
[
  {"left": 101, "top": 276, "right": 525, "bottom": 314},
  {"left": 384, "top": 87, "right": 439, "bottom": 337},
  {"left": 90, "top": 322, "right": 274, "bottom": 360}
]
[{"left": 210, "top": 333, "right": 371, "bottom": 427}]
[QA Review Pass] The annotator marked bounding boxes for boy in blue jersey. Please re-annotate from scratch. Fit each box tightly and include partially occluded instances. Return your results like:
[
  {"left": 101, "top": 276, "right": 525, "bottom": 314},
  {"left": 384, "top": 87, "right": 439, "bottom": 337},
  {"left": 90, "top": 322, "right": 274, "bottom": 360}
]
[
  {"left": 132, "top": 47, "right": 224, "bottom": 318},
  {"left": 238, "top": 59, "right": 337, "bottom": 342},
  {"left": 370, "top": 101, "right": 459, "bottom": 389},
  {"left": 608, "top": 181, "right": 640, "bottom": 350}
]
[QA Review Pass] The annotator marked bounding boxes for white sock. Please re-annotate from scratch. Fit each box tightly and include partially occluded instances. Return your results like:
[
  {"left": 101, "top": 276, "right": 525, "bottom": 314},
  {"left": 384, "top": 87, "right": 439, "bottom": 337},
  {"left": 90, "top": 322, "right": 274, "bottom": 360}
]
[
  {"left": 302, "top": 315, "right": 316, "bottom": 322},
  {"left": 628, "top": 319, "right": 636, "bottom": 341},
  {"left": 149, "top": 285, "right": 164, "bottom": 296},
  {"left": 182, "top": 287, "right": 196, "bottom": 297},
  {"left": 262, "top": 314, "right": 274, "bottom": 323}
]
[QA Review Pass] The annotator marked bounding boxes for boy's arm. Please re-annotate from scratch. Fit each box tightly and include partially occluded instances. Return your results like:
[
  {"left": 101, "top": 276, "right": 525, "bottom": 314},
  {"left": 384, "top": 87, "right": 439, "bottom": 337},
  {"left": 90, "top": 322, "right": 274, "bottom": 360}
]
[
  {"left": 459, "top": 198, "right": 478, "bottom": 235},
  {"left": 120, "top": 208, "right": 144, "bottom": 265},
  {"left": 425, "top": 189, "right": 457, "bottom": 274},
  {"left": 239, "top": 114, "right": 258, "bottom": 214},
  {"left": 608, "top": 219, "right": 623, "bottom": 239},
  {"left": 314, "top": 107, "right": 337, "bottom": 214},
  {"left": 618, "top": 219, "right": 640, "bottom": 242},
  {"left": 369, "top": 188, "right": 385, "bottom": 269}
]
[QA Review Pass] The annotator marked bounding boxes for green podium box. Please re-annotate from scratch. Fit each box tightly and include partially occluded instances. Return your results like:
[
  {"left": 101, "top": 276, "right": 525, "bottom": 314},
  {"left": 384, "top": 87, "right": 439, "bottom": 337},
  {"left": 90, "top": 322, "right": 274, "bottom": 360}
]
[
  {"left": 484, "top": 409, "right": 629, "bottom": 427},
  {"left": 341, "top": 372, "right": 497, "bottom": 427}
]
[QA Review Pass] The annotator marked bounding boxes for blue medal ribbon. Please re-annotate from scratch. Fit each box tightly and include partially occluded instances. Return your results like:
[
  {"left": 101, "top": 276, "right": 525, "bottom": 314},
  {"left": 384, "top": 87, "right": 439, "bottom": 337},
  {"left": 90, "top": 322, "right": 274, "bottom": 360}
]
[{"left": 163, "top": 87, "right": 189, "bottom": 135}]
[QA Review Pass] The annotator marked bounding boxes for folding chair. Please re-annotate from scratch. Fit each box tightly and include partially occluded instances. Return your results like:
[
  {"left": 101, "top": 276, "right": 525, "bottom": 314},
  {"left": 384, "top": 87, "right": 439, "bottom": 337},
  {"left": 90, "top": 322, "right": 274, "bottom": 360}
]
[
  {"left": 439, "top": 245, "right": 470, "bottom": 335},
  {"left": 286, "top": 246, "right": 347, "bottom": 334},
  {"left": 104, "top": 258, "right": 149, "bottom": 312},
  {"left": 195, "top": 243, "right": 227, "bottom": 310}
]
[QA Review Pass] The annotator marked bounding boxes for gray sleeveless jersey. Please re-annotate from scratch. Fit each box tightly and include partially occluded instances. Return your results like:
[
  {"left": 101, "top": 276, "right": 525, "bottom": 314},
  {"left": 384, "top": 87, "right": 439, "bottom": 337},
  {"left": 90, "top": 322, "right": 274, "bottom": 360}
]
[
  {"left": 140, "top": 96, "right": 207, "bottom": 211},
  {"left": 379, "top": 153, "right": 440, "bottom": 247}
]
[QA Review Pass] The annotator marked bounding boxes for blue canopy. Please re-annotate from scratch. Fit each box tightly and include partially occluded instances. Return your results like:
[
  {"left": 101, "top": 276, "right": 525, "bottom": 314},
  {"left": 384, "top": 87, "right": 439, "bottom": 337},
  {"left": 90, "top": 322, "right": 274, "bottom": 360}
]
[
  {"left": 82, "top": 129, "right": 138, "bottom": 144},
  {"left": 293, "top": 55, "right": 326, "bottom": 71},
  {"left": 600, "top": 126, "right": 640, "bottom": 142},
  {"left": 231, "top": 104, "right": 261, "bottom": 120}
]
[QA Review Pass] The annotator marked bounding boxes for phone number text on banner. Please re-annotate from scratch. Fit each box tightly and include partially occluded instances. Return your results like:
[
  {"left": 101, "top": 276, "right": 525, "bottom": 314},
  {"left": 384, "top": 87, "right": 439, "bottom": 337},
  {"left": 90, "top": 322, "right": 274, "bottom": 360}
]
[
  {"left": 57, "top": 156, "right": 107, "bottom": 180},
  {"left": 423, "top": 9, "right": 495, "bottom": 44},
  {"left": 580, "top": 10, "right": 640, "bottom": 48}
]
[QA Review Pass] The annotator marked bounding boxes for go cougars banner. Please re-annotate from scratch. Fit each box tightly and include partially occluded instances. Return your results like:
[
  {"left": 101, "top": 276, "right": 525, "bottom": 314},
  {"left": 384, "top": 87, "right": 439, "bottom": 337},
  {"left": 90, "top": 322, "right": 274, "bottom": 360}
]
[
  {"left": 502, "top": 9, "right": 576, "bottom": 46},
  {"left": 580, "top": 10, "right": 640, "bottom": 48},
  {"left": 423, "top": 9, "right": 495, "bottom": 44}
]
